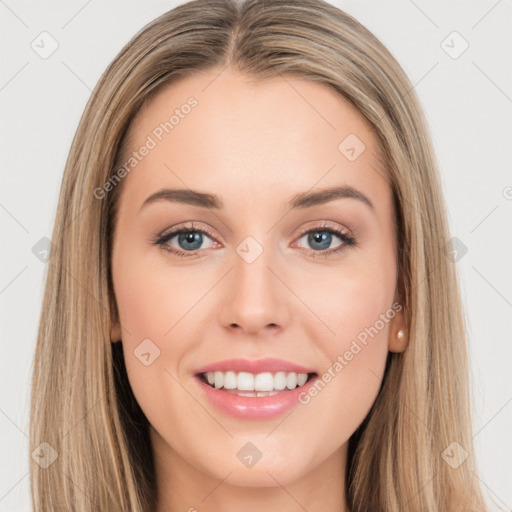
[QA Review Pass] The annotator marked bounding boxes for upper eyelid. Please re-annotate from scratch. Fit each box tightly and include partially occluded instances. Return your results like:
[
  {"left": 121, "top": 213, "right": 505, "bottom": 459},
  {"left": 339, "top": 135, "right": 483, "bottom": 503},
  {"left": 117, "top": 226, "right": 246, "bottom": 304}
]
[
  {"left": 159, "top": 221, "right": 350, "bottom": 240},
  {"left": 296, "top": 220, "right": 351, "bottom": 235},
  {"left": 159, "top": 222, "right": 215, "bottom": 238}
]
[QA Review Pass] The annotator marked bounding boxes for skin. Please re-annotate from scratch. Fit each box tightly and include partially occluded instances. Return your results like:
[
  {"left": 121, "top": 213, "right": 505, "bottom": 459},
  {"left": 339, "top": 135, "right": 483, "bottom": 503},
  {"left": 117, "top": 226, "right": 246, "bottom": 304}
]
[{"left": 110, "top": 67, "right": 407, "bottom": 512}]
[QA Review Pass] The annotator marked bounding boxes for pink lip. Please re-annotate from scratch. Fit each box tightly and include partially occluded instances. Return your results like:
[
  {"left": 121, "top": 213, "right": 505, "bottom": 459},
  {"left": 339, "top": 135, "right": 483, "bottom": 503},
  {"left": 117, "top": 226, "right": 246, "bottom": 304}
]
[
  {"left": 194, "top": 357, "right": 316, "bottom": 375},
  {"left": 195, "top": 373, "right": 319, "bottom": 420}
]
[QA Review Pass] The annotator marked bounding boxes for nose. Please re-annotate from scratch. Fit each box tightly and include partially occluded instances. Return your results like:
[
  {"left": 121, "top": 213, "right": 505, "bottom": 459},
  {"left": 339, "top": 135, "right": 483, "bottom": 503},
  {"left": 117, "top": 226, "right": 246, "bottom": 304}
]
[{"left": 218, "top": 245, "right": 290, "bottom": 337}]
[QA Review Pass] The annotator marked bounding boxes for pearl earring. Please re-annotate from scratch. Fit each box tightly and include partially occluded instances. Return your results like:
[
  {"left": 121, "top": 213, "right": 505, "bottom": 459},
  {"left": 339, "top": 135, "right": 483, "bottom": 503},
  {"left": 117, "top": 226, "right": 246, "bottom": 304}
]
[{"left": 397, "top": 329, "right": 404, "bottom": 339}]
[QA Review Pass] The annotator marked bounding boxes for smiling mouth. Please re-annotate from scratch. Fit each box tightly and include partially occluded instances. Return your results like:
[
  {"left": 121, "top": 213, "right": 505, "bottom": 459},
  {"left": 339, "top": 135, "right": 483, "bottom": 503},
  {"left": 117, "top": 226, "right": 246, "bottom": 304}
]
[{"left": 197, "top": 371, "right": 318, "bottom": 397}]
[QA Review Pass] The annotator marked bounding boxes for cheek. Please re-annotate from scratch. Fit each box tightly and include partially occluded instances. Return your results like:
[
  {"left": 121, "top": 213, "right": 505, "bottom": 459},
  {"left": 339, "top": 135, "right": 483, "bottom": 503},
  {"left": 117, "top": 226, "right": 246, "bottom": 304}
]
[
  {"left": 111, "top": 253, "right": 197, "bottom": 442},
  {"left": 304, "top": 260, "right": 395, "bottom": 344},
  {"left": 111, "top": 244, "right": 214, "bottom": 410},
  {"left": 293, "top": 272, "right": 392, "bottom": 447},
  {"left": 298, "top": 256, "right": 395, "bottom": 404},
  {"left": 111, "top": 241, "right": 208, "bottom": 346}
]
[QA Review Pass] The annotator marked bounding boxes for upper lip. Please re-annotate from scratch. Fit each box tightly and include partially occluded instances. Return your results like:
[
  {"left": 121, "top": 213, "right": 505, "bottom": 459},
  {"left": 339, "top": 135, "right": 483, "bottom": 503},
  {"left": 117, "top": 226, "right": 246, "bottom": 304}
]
[{"left": 194, "top": 357, "right": 317, "bottom": 375}]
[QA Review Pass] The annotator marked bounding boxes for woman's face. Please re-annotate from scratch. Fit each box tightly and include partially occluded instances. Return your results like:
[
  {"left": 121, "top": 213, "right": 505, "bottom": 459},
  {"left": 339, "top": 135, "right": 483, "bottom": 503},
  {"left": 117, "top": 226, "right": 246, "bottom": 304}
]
[{"left": 110, "top": 67, "right": 406, "bottom": 502}]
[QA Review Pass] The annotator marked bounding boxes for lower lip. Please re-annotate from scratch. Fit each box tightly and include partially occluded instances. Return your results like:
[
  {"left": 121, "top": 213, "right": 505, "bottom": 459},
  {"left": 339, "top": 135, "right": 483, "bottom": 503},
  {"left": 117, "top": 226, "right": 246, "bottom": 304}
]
[{"left": 195, "top": 374, "right": 318, "bottom": 420}]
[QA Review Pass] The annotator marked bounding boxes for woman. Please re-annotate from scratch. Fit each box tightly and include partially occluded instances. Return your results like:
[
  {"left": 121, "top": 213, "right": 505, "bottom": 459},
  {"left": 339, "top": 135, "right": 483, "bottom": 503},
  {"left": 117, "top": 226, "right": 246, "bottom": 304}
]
[{"left": 29, "top": 0, "right": 489, "bottom": 510}]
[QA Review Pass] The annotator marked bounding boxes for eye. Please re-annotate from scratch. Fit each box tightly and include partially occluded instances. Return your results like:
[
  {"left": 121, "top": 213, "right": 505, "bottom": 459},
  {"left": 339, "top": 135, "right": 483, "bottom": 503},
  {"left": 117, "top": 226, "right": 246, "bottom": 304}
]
[
  {"left": 152, "top": 220, "right": 357, "bottom": 258},
  {"left": 293, "top": 221, "right": 357, "bottom": 257},
  {"left": 152, "top": 222, "right": 219, "bottom": 258}
]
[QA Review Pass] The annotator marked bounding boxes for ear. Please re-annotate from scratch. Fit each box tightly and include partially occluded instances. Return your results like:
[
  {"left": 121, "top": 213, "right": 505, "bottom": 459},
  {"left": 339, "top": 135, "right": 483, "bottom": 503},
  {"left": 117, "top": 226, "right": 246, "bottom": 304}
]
[
  {"left": 388, "top": 308, "right": 407, "bottom": 352},
  {"left": 388, "top": 283, "right": 408, "bottom": 353}
]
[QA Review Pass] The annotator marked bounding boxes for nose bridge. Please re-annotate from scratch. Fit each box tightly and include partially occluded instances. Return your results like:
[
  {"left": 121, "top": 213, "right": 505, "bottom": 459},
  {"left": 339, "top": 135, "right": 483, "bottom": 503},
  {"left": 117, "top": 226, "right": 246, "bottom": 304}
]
[
  {"left": 220, "top": 233, "right": 288, "bottom": 333},
  {"left": 235, "top": 239, "right": 274, "bottom": 296}
]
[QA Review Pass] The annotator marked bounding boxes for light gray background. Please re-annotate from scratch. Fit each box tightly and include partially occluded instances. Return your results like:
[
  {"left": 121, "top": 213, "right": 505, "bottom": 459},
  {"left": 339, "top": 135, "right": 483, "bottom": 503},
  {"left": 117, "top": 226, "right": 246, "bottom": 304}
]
[{"left": 1, "top": 1, "right": 511, "bottom": 510}]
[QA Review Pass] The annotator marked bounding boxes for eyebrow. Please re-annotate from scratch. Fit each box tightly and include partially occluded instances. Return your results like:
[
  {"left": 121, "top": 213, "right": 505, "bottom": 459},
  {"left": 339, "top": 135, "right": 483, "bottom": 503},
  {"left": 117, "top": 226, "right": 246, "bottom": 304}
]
[{"left": 139, "top": 185, "right": 374, "bottom": 212}]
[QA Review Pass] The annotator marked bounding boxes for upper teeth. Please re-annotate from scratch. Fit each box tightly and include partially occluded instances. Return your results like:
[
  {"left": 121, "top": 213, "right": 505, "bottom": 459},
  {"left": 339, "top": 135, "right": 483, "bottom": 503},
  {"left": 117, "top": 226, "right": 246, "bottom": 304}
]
[{"left": 204, "top": 371, "right": 309, "bottom": 391}]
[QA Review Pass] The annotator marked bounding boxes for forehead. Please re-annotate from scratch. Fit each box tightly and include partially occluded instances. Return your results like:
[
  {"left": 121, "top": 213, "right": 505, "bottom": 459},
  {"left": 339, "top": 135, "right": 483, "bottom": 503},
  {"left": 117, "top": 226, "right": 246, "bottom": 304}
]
[{"left": 118, "top": 67, "right": 390, "bottom": 218}]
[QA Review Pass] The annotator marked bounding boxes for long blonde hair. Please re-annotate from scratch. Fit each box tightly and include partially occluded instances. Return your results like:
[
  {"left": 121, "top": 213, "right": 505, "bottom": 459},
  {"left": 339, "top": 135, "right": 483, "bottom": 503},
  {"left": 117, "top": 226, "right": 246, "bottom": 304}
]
[{"left": 29, "top": 0, "right": 488, "bottom": 510}]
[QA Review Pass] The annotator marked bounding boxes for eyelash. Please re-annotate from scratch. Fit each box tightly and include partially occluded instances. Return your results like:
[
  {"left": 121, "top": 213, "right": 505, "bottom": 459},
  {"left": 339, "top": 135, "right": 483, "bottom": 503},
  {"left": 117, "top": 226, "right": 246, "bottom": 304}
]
[{"left": 152, "top": 221, "right": 358, "bottom": 259}]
